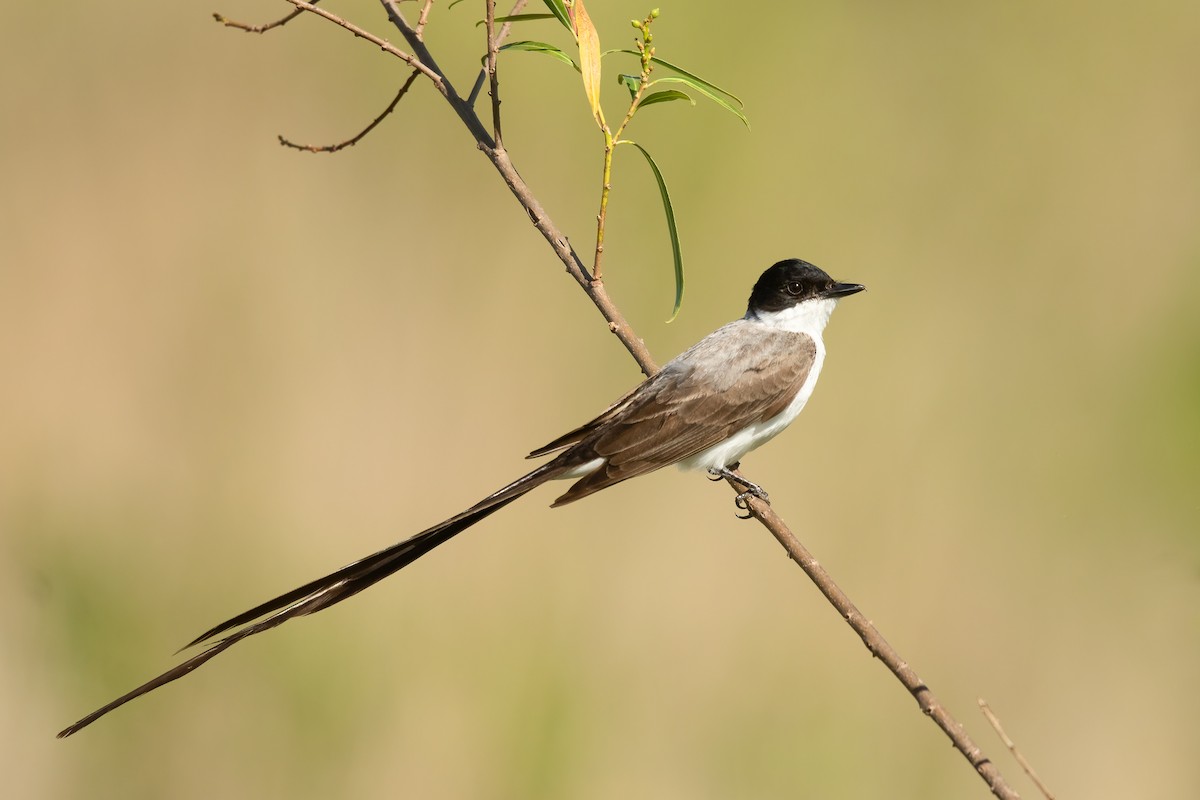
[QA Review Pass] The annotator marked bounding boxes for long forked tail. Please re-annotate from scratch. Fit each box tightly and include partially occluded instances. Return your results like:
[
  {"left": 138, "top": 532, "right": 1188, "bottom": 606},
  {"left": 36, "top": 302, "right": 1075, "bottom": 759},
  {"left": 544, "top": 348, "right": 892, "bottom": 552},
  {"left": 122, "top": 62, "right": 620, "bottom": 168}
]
[{"left": 58, "top": 463, "right": 561, "bottom": 738}]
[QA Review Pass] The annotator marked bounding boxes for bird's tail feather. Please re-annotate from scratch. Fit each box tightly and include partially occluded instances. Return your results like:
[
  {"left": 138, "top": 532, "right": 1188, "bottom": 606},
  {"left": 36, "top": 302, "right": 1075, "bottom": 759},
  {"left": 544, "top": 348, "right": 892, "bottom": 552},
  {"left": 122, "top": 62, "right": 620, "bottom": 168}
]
[{"left": 58, "top": 462, "right": 561, "bottom": 738}]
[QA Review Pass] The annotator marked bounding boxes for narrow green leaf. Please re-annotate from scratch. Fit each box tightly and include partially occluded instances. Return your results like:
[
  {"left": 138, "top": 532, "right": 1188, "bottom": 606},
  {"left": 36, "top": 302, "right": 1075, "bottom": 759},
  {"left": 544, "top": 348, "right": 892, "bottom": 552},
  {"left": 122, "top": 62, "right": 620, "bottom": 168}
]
[
  {"left": 497, "top": 40, "right": 579, "bottom": 70},
  {"left": 614, "top": 50, "right": 746, "bottom": 107},
  {"left": 637, "top": 89, "right": 694, "bottom": 109},
  {"left": 652, "top": 56, "right": 745, "bottom": 108},
  {"left": 647, "top": 76, "right": 749, "bottom": 128},
  {"left": 475, "top": 14, "right": 557, "bottom": 27},
  {"left": 539, "top": 0, "right": 572, "bottom": 32},
  {"left": 626, "top": 142, "right": 684, "bottom": 321}
]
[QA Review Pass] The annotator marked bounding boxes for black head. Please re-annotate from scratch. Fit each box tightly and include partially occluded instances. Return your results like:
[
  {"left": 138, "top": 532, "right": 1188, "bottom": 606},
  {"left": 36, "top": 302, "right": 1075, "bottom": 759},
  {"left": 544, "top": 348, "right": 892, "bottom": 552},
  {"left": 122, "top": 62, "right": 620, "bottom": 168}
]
[{"left": 746, "top": 258, "right": 865, "bottom": 315}]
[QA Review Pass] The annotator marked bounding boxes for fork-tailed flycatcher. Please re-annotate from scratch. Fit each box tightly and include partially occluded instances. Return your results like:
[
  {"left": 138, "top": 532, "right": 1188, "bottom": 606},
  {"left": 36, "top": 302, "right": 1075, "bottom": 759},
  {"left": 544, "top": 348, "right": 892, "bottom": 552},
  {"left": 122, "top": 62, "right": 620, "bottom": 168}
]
[{"left": 58, "top": 258, "right": 864, "bottom": 737}]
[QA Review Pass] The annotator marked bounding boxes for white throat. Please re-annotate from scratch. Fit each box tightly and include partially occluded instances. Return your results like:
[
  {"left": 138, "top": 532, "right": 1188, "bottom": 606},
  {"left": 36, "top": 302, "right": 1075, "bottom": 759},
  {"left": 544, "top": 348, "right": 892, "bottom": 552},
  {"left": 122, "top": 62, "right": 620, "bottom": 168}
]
[{"left": 746, "top": 296, "right": 839, "bottom": 337}]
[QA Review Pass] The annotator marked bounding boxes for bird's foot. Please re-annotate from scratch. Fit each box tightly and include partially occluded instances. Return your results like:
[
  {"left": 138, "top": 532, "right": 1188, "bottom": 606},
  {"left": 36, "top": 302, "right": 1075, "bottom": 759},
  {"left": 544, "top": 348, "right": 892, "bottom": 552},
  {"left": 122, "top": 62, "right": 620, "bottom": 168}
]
[{"left": 707, "top": 466, "right": 770, "bottom": 519}]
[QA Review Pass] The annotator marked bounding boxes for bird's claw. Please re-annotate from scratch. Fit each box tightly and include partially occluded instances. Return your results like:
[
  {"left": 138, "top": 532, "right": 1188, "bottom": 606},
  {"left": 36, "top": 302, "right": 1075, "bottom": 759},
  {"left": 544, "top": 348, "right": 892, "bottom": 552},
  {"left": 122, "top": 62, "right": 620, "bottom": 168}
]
[{"left": 708, "top": 467, "right": 770, "bottom": 519}]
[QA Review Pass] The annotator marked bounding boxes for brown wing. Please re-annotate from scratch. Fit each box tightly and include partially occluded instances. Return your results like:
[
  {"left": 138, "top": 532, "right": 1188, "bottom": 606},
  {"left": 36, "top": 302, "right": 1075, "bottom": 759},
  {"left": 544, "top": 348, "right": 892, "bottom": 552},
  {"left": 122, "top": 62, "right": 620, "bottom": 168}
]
[
  {"left": 550, "top": 322, "right": 816, "bottom": 505},
  {"left": 527, "top": 382, "right": 645, "bottom": 458}
]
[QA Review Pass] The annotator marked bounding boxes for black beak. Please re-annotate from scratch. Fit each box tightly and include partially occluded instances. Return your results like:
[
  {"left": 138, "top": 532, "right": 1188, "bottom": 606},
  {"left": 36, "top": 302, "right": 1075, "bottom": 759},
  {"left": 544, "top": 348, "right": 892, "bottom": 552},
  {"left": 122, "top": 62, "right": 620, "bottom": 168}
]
[{"left": 823, "top": 282, "right": 866, "bottom": 298}]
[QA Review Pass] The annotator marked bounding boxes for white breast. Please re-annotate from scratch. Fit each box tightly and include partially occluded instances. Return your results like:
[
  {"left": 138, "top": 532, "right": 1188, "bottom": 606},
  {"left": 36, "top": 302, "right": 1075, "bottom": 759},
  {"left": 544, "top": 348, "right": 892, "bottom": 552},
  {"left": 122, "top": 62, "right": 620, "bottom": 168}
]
[
  {"left": 677, "top": 341, "right": 825, "bottom": 472},
  {"left": 677, "top": 296, "right": 838, "bottom": 472}
]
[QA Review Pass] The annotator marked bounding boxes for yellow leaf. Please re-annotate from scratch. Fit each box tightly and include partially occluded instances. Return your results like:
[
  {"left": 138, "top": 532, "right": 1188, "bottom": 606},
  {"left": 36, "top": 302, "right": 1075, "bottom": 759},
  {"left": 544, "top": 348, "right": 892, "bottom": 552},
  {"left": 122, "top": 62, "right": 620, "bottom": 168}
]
[{"left": 572, "top": 0, "right": 604, "bottom": 128}]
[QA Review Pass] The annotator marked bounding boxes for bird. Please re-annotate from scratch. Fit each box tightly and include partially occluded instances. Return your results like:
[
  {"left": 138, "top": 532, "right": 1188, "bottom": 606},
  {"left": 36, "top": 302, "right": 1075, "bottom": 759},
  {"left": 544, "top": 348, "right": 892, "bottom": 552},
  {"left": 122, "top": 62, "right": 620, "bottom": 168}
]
[{"left": 58, "top": 257, "right": 865, "bottom": 737}]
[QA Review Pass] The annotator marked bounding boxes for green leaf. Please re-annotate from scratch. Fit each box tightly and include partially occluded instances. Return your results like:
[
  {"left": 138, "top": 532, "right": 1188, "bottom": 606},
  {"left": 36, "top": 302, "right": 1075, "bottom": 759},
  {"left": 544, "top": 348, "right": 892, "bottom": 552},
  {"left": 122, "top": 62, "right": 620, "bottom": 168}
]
[
  {"left": 475, "top": 14, "right": 558, "bottom": 27},
  {"left": 539, "top": 0, "right": 572, "bottom": 32},
  {"left": 643, "top": 54, "right": 745, "bottom": 106},
  {"left": 497, "top": 40, "right": 579, "bottom": 70},
  {"left": 638, "top": 89, "right": 694, "bottom": 109},
  {"left": 617, "top": 73, "right": 641, "bottom": 98},
  {"left": 626, "top": 142, "right": 684, "bottom": 321},
  {"left": 647, "top": 76, "right": 749, "bottom": 128},
  {"left": 614, "top": 50, "right": 748, "bottom": 127}
]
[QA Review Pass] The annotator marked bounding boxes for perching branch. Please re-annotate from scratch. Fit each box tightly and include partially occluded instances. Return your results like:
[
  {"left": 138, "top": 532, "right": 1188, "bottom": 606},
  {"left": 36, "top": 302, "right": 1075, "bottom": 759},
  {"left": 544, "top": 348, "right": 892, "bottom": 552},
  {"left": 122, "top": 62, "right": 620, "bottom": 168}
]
[
  {"left": 733, "top": 481, "right": 1020, "bottom": 799},
  {"left": 212, "top": 3, "right": 1021, "bottom": 797}
]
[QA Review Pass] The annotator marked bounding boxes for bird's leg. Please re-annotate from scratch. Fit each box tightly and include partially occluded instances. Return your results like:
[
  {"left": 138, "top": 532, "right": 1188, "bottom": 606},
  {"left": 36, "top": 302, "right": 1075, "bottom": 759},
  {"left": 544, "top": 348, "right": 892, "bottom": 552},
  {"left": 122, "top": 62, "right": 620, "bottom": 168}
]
[{"left": 707, "top": 465, "right": 770, "bottom": 519}]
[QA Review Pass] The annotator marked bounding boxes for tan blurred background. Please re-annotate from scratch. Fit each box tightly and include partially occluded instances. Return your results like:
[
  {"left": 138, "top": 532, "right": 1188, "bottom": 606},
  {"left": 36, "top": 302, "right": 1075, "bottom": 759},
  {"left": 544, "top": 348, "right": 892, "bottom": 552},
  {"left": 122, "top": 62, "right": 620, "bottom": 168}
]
[{"left": 3, "top": 1, "right": 1198, "bottom": 798}]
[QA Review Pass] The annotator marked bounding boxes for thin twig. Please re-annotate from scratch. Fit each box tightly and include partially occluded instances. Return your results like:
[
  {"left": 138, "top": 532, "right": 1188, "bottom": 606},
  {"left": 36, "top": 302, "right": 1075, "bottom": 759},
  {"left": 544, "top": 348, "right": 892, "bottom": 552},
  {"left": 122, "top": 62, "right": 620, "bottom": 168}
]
[
  {"left": 279, "top": 69, "right": 421, "bottom": 152},
  {"left": 981, "top": 699, "right": 1056, "bottom": 800},
  {"left": 496, "top": 0, "right": 529, "bottom": 43},
  {"left": 467, "top": 70, "right": 487, "bottom": 107},
  {"left": 464, "top": 0, "right": 528, "bottom": 114},
  {"left": 416, "top": 0, "right": 434, "bottom": 37},
  {"left": 280, "top": 0, "right": 444, "bottom": 89},
  {"left": 212, "top": 3, "right": 319, "bottom": 34},
  {"left": 379, "top": 0, "right": 492, "bottom": 142},
  {"left": 376, "top": 0, "right": 655, "bottom": 373},
  {"left": 484, "top": 0, "right": 503, "bottom": 148}
]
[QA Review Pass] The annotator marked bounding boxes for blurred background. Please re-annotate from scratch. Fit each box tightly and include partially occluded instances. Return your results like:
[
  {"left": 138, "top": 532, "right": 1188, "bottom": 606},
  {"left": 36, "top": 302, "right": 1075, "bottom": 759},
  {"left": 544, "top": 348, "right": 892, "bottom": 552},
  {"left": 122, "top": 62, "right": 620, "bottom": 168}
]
[{"left": 3, "top": 1, "right": 1198, "bottom": 797}]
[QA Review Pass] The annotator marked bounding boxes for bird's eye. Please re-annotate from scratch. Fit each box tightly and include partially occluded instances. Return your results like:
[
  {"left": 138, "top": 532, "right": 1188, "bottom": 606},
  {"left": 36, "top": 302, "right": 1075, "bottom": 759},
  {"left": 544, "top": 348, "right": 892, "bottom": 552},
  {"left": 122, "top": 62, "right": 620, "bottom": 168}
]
[{"left": 785, "top": 281, "right": 803, "bottom": 296}]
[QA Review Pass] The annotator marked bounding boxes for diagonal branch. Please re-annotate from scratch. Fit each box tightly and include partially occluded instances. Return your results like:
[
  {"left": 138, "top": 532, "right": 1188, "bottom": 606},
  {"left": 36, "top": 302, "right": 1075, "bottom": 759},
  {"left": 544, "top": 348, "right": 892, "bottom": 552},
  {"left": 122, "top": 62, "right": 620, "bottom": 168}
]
[
  {"left": 733, "top": 479, "right": 1020, "bottom": 799},
  {"left": 376, "top": 0, "right": 655, "bottom": 373}
]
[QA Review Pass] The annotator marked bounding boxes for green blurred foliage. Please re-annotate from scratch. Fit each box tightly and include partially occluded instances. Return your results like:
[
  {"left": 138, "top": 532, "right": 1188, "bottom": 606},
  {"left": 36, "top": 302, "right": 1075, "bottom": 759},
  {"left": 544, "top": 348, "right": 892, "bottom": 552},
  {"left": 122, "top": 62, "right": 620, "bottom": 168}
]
[{"left": 2, "top": 1, "right": 1198, "bottom": 798}]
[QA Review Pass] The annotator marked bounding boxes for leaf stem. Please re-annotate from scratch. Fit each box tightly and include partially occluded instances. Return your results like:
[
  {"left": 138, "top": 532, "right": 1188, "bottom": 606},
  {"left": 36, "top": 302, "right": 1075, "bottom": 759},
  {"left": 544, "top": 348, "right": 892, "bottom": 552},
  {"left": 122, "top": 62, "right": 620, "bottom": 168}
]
[
  {"left": 590, "top": 14, "right": 655, "bottom": 282},
  {"left": 485, "top": 0, "right": 503, "bottom": 147},
  {"left": 592, "top": 129, "right": 615, "bottom": 280}
]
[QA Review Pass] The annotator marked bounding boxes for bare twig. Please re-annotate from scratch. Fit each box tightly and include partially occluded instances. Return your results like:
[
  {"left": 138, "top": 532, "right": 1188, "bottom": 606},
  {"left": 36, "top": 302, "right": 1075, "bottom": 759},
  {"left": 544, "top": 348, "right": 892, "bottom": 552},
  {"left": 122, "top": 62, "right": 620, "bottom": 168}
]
[
  {"left": 467, "top": 0, "right": 527, "bottom": 112},
  {"left": 981, "top": 699, "right": 1056, "bottom": 800},
  {"left": 280, "top": 0, "right": 444, "bottom": 89},
  {"left": 416, "top": 0, "right": 434, "bottom": 37},
  {"left": 484, "top": 0, "right": 503, "bottom": 148},
  {"left": 279, "top": 68, "right": 421, "bottom": 153},
  {"left": 212, "top": 3, "right": 318, "bottom": 34},
  {"left": 467, "top": 70, "right": 487, "bottom": 107},
  {"left": 496, "top": 0, "right": 529, "bottom": 43}
]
